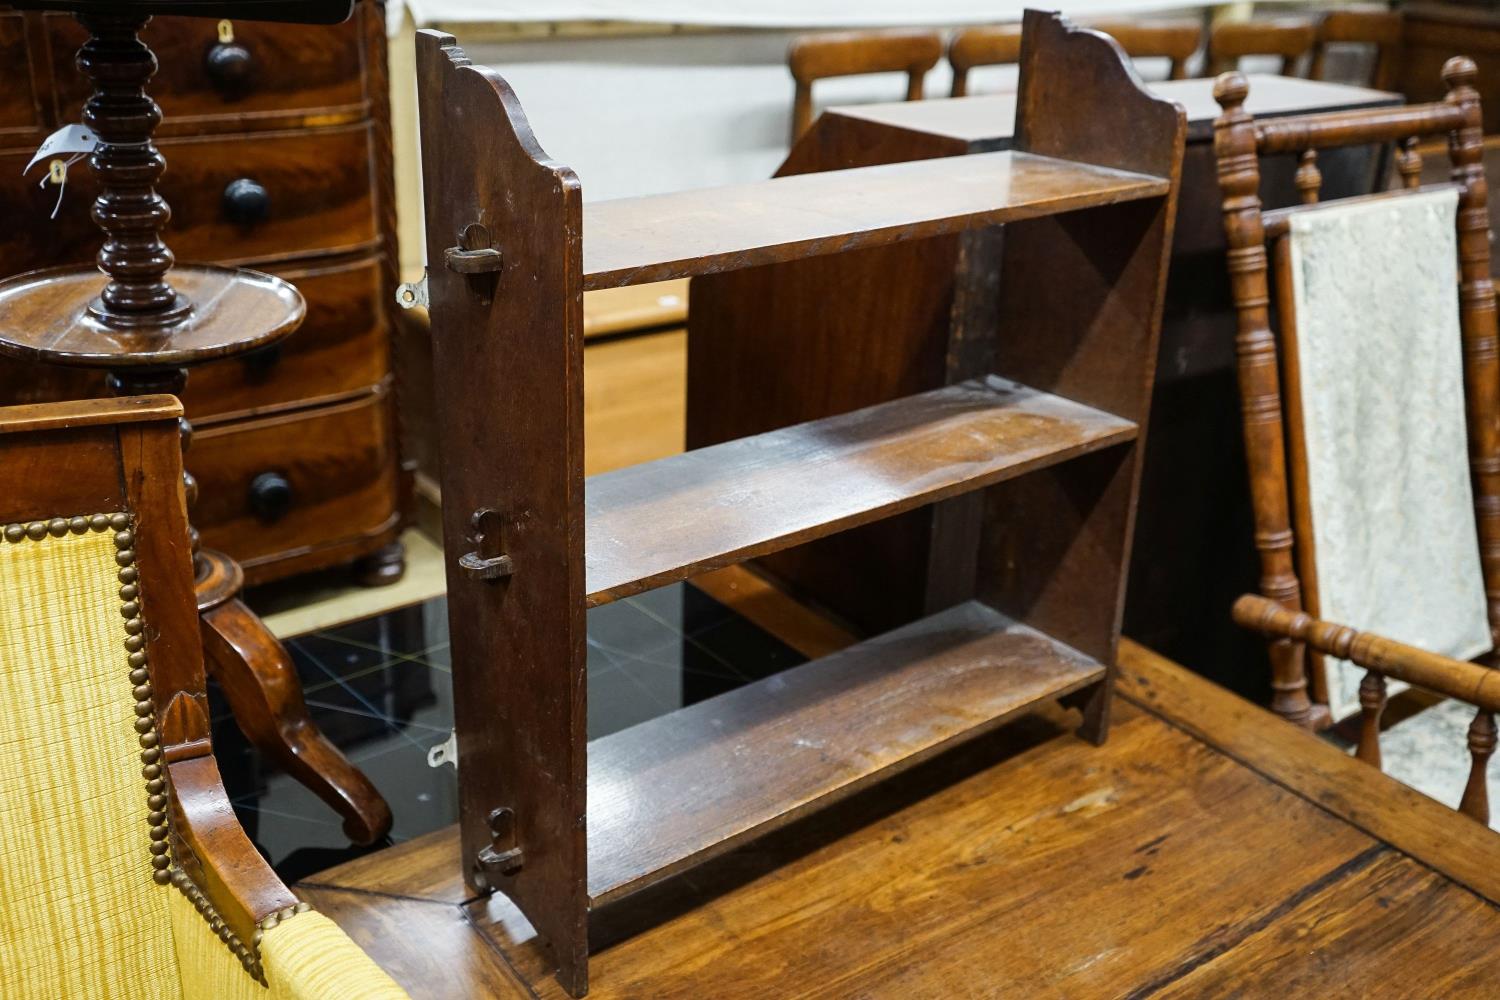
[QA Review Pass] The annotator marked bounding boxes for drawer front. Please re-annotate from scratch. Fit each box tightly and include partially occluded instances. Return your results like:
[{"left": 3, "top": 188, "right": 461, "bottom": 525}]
[
  {"left": 0, "top": 12, "right": 41, "bottom": 145},
  {"left": 43, "top": 6, "right": 367, "bottom": 135},
  {"left": 0, "top": 121, "right": 378, "bottom": 267},
  {"left": 183, "top": 255, "right": 390, "bottom": 422},
  {"left": 192, "top": 387, "right": 399, "bottom": 569}
]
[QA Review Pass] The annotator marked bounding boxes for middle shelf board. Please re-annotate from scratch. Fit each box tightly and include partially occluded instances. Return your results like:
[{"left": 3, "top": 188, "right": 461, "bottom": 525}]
[
  {"left": 581, "top": 151, "right": 1171, "bottom": 290},
  {"left": 585, "top": 375, "right": 1136, "bottom": 606},
  {"left": 586, "top": 599, "right": 1106, "bottom": 905}
]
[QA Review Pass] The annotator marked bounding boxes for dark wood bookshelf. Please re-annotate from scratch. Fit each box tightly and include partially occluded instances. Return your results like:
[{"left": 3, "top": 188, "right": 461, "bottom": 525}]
[{"left": 415, "top": 11, "right": 1186, "bottom": 995}]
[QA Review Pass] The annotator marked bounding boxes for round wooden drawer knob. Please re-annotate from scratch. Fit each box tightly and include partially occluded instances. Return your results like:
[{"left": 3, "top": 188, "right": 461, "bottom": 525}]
[
  {"left": 205, "top": 41, "right": 254, "bottom": 96},
  {"left": 223, "top": 178, "right": 271, "bottom": 226},
  {"left": 248, "top": 471, "right": 294, "bottom": 522}
]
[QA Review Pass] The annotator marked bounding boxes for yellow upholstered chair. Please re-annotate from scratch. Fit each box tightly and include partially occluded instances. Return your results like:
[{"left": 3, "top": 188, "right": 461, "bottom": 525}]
[{"left": 0, "top": 396, "right": 409, "bottom": 1000}]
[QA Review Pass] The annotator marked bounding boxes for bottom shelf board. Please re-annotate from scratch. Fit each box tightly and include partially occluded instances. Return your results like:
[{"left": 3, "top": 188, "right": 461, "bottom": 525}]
[{"left": 586, "top": 600, "right": 1106, "bottom": 905}]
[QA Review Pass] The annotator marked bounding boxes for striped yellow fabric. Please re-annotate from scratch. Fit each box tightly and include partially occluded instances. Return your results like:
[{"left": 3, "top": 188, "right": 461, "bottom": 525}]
[
  {"left": 170, "top": 891, "right": 408, "bottom": 1000},
  {"left": 0, "top": 528, "right": 183, "bottom": 1000}
]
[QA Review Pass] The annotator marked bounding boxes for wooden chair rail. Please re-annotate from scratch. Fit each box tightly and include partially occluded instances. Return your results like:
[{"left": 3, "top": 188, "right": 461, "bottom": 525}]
[
  {"left": 948, "top": 19, "right": 1201, "bottom": 97},
  {"left": 1088, "top": 19, "right": 1202, "bottom": 79},
  {"left": 948, "top": 24, "right": 1022, "bottom": 97},
  {"left": 1210, "top": 17, "right": 1318, "bottom": 76},
  {"left": 1234, "top": 594, "right": 1499, "bottom": 825},
  {"left": 788, "top": 29, "right": 943, "bottom": 141},
  {"left": 1254, "top": 102, "right": 1467, "bottom": 154}
]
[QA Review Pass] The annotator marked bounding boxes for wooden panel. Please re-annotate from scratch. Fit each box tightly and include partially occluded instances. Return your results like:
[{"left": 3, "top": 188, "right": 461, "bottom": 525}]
[
  {"left": 583, "top": 151, "right": 1169, "bottom": 289},
  {"left": 1152, "top": 851, "right": 1500, "bottom": 996},
  {"left": 0, "top": 122, "right": 378, "bottom": 269},
  {"left": 582, "top": 328, "right": 685, "bottom": 476},
  {"left": 0, "top": 425, "right": 123, "bottom": 522},
  {"left": 42, "top": 7, "right": 368, "bottom": 135},
  {"left": 587, "top": 599, "right": 1104, "bottom": 904},
  {"left": 416, "top": 30, "right": 590, "bottom": 993},
  {"left": 0, "top": 12, "right": 40, "bottom": 144},
  {"left": 184, "top": 255, "right": 389, "bottom": 423},
  {"left": 587, "top": 376, "right": 1136, "bottom": 606},
  {"left": 191, "top": 387, "right": 399, "bottom": 573}
]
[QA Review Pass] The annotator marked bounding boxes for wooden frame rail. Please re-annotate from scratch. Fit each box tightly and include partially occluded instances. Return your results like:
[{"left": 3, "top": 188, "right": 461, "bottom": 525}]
[
  {"left": 1235, "top": 595, "right": 1499, "bottom": 823},
  {"left": 1213, "top": 59, "right": 1500, "bottom": 730},
  {"left": 788, "top": 29, "right": 942, "bottom": 141}
]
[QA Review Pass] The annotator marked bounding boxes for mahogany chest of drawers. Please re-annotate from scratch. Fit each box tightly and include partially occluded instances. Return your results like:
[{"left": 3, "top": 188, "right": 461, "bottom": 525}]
[{"left": 0, "top": 0, "right": 409, "bottom": 584}]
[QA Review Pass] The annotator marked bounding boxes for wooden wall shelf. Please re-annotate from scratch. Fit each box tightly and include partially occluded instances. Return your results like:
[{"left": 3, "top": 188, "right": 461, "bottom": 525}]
[
  {"left": 587, "top": 600, "right": 1104, "bottom": 904},
  {"left": 587, "top": 376, "right": 1136, "bottom": 605},
  {"left": 416, "top": 11, "right": 1186, "bottom": 996},
  {"left": 582, "top": 152, "right": 1170, "bottom": 289}
]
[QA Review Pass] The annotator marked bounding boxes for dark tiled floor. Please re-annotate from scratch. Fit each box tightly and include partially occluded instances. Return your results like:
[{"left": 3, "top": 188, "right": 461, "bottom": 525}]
[{"left": 221, "top": 583, "right": 806, "bottom": 883}]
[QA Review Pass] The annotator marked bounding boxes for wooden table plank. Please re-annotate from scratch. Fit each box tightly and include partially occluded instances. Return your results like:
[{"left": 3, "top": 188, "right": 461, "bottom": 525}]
[
  {"left": 1152, "top": 850, "right": 1500, "bottom": 996},
  {"left": 587, "top": 375, "right": 1135, "bottom": 605},
  {"left": 583, "top": 151, "right": 1168, "bottom": 289},
  {"left": 1117, "top": 638, "right": 1500, "bottom": 905}
]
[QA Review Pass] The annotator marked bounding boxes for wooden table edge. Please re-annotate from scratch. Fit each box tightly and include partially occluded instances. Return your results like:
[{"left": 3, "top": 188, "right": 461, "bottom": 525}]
[{"left": 1117, "top": 638, "right": 1500, "bottom": 906}]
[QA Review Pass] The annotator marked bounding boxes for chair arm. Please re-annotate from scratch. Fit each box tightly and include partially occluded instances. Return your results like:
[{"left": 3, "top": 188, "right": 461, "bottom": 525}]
[
  {"left": 169, "top": 753, "right": 299, "bottom": 959},
  {"left": 1232, "top": 594, "right": 1500, "bottom": 712}
]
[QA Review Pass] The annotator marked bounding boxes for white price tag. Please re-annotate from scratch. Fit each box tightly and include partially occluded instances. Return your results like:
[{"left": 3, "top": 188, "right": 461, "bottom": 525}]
[{"left": 24, "top": 124, "right": 99, "bottom": 176}]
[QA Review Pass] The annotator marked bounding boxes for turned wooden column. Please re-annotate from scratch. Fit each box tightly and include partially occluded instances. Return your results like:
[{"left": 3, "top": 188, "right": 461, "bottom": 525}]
[{"left": 76, "top": 11, "right": 189, "bottom": 325}]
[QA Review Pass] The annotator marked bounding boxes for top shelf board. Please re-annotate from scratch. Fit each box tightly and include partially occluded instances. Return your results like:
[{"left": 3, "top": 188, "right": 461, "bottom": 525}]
[{"left": 581, "top": 151, "right": 1170, "bottom": 290}]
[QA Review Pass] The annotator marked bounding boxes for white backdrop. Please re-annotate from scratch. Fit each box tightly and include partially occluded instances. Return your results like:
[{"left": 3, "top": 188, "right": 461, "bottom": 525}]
[{"left": 398, "top": 0, "right": 1214, "bottom": 28}]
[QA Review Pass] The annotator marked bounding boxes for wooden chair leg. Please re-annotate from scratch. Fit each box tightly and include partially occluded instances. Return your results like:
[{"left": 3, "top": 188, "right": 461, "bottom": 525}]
[
  {"left": 200, "top": 597, "right": 393, "bottom": 845},
  {"left": 1460, "top": 709, "right": 1496, "bottom": 825},
  {"left": 1355, "top": 670, "right": 1386, "bottom": 767}
]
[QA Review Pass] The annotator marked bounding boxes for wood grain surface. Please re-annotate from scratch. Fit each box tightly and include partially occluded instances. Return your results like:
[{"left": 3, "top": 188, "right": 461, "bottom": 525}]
[
  {"left": 587, "top": 600, "right": 1104, "bottom": 904},
  {"left": 586, "top": 376, "right": 1135, "bottom": 606},
  {"left": 583, "top": 151, "right": 1169, "bottom": 289},
  {"left": 302, "top": 640, "right": 1500, "bottom": 997}
]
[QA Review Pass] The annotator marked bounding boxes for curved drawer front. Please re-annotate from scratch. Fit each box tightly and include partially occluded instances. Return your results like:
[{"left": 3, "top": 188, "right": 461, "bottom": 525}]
[
  {"left": 183, "top": 255, "right": 390, "bottom": 422},
  {"left": 192, "top": 387, "right": 399, "bottom": 571},
  {"left": 43, "top": 6, "right": 368, "bottom": 135},
  {"left": 0, "top": 121, "right": 378, "bottom": 266}
]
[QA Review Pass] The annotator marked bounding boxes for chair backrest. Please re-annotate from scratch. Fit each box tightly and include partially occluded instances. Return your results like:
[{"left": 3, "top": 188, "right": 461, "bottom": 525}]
[
  {"left": 947, "top": 23, "right": 1023, "bottom": 97},
  {"left": 1211, "top": 16, "right": 1318, "bottom": 76},
  {"left": 1088, "top": 19, "right": 1203, "bottom": 81},
  {"left": 788, "top": 29, "right": 943, "bottom": 141},
  {"left": 1311, "top": 8, "right": 1404, "bottom": 89},
  {"left": 949, "top": 19, "right": 1202, "bottom": 96},
  {"left": 1211, "top": 60, "right": 1500, "bottom": 731},
  {"left": 0, "top": 397, "right": 409, "bottom": 999},
  {"left": 0, "top": 397, "right": 198, "bottom": 996}
]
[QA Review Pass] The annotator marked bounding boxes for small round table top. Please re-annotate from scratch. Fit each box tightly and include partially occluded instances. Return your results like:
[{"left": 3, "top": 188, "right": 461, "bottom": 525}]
[{"left": 0, "top": 263, "right": 304, "bottom": 370}]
